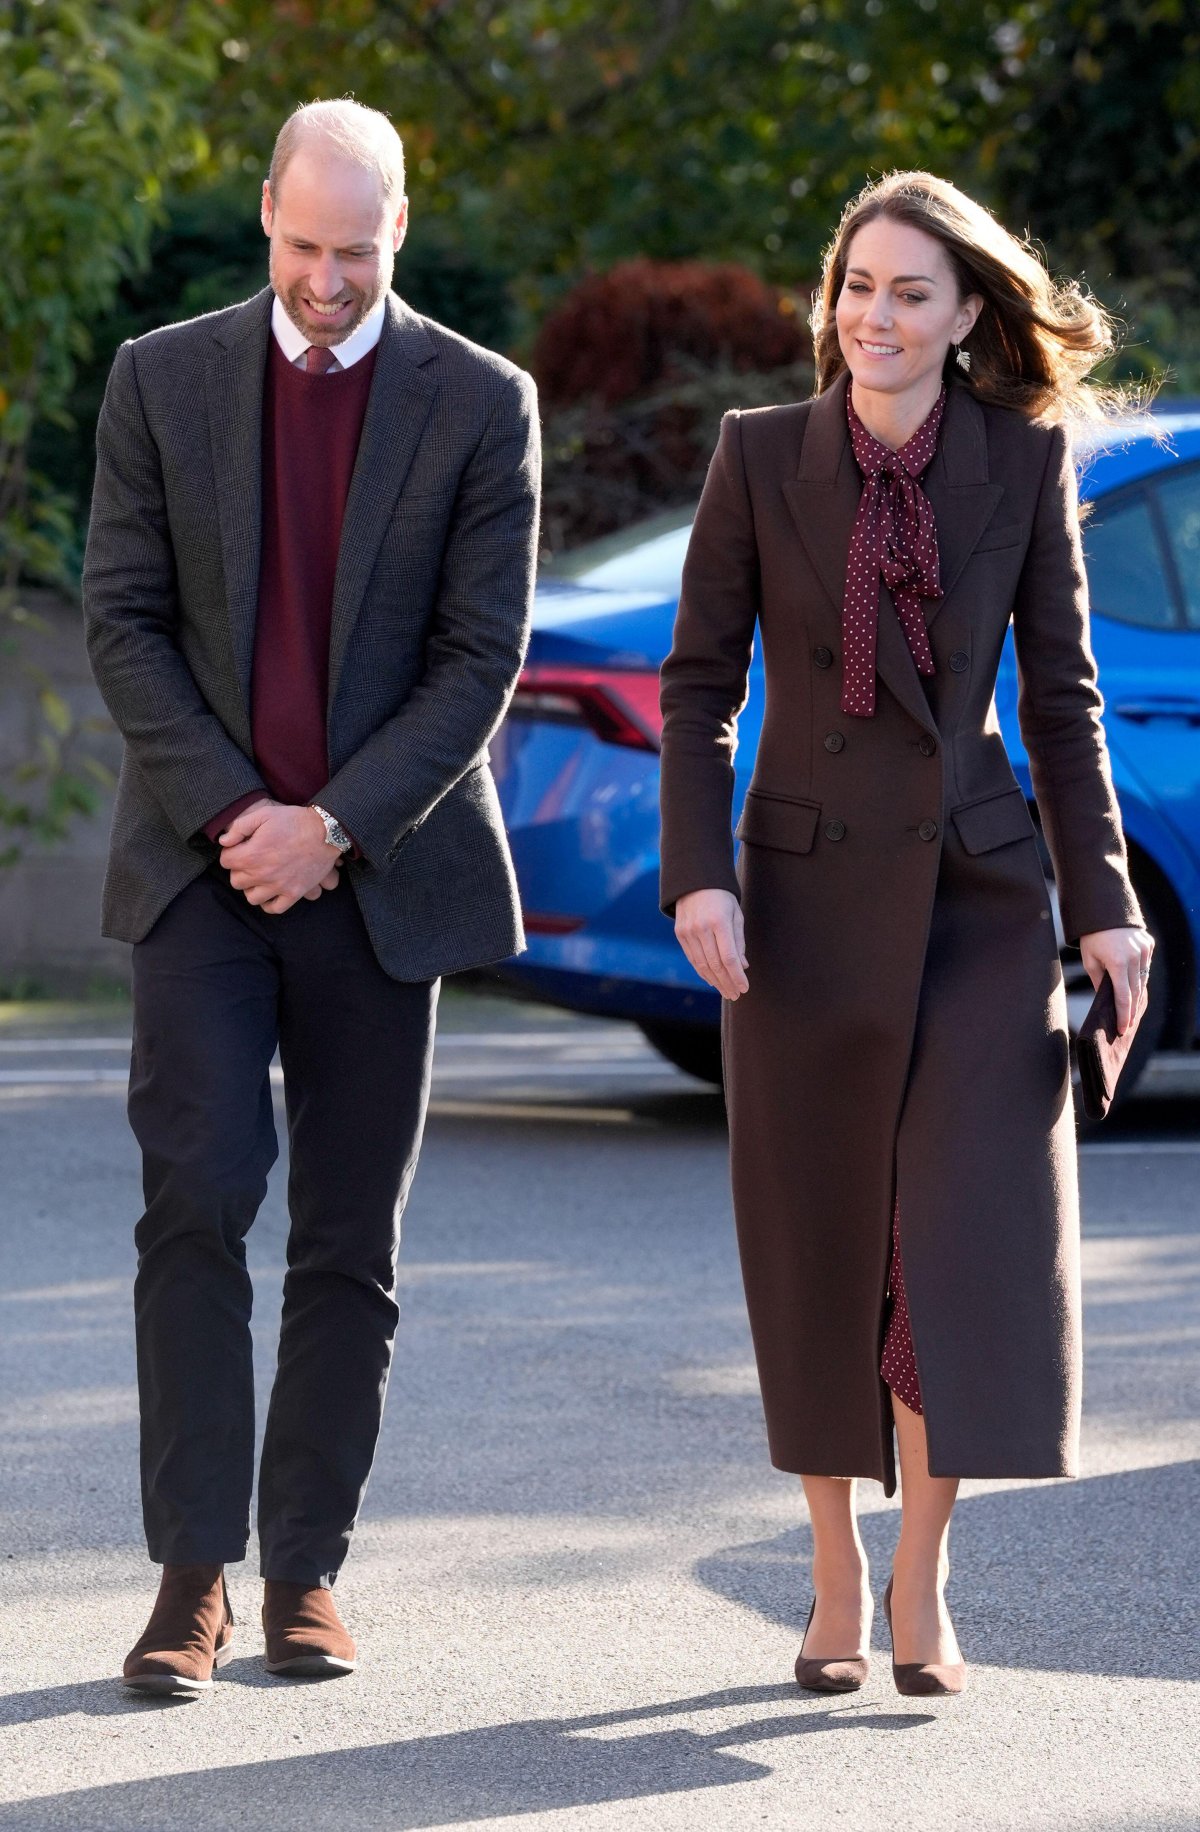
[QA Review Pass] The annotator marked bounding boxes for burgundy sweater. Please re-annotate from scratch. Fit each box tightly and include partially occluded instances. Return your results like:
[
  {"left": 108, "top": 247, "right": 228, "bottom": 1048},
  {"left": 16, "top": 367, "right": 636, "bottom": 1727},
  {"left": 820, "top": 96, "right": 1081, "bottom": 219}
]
[{"left": 204, "top": 336, "right": 377, "bottom": 842}]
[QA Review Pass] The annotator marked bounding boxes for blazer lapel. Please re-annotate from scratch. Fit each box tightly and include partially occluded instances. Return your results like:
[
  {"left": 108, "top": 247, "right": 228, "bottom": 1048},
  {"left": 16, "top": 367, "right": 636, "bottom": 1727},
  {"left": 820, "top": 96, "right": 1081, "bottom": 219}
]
[
  {"left": 206, "top": 288, "right": 273, "bottom": 724},
  {"left": 781, "top": 371, "right": 934, "bottom": 732},
  {"left": 781, "top": 370, "right": 859, "bottom": 618},
  {"left": 923, "top": 381, "right": 1005, "bottom": 620},
  {"left": 328, "top": 294, "right": 438, "bottom": 702}
]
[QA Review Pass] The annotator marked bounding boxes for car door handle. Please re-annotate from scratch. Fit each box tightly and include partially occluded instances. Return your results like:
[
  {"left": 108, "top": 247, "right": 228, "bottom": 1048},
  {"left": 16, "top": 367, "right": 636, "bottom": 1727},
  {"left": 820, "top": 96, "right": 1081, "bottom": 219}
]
[{"left": 1111, "top": 698, "right": 1200, "bottom": 725}]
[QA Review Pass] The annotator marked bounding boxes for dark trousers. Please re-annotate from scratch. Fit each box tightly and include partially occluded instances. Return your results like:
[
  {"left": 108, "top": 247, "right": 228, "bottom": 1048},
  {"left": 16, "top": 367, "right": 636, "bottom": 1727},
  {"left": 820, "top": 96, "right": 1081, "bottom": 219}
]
[{"left": 128, "top": 866, "right": 438, "bottom": 1587}]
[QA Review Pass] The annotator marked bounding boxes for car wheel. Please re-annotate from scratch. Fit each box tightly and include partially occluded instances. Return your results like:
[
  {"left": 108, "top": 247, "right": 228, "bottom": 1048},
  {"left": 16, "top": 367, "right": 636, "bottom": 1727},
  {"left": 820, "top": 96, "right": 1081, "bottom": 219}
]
[{"left": 637, "top": 1019, "right": 724, "bottom": 1087}]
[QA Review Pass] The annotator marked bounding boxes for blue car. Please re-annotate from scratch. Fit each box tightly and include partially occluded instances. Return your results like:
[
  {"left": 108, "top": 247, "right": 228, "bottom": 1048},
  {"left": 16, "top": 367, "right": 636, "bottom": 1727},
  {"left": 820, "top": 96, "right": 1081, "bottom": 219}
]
[{"left": 491, "top": 410, "right": 1200, "bottom": 1097}]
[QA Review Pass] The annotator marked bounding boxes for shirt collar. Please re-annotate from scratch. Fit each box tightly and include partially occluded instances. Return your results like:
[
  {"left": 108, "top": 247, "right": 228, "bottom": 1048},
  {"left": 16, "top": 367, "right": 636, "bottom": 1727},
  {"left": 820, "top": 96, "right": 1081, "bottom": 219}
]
[{"left": 270, "top": 292, "right": 387, "bottom": 371}]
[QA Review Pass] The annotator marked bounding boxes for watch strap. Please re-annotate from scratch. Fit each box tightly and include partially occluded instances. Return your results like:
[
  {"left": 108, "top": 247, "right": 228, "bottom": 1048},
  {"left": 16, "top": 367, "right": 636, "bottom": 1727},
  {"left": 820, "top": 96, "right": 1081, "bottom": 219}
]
[{"left": 311, "top": 804, "right": 352, "bottom": 852}]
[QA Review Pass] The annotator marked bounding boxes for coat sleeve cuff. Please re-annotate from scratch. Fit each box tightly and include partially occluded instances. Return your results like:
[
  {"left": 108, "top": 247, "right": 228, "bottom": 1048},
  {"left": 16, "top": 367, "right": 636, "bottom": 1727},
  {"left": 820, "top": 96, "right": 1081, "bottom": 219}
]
[{"left": 198, "top": 791, "right": 271, "bottom": 846}]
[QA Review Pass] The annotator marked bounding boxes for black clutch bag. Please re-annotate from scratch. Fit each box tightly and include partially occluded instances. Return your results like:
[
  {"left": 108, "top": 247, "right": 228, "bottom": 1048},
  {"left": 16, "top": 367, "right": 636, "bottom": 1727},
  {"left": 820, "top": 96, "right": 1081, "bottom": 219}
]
[{"left": 1075, "top": 973, "right": 1144, "bottom": 1121}]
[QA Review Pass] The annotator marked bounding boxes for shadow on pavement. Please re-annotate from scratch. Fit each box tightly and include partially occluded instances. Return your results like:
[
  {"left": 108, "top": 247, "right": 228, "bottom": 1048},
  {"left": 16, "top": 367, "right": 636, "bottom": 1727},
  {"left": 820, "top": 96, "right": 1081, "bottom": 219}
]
[
  {"left": 0, "top": 1683, "right": 933, "bottom": 1829},
  {"left": 698, "top": 1459, "right": 1200, "bottom": 1682}
]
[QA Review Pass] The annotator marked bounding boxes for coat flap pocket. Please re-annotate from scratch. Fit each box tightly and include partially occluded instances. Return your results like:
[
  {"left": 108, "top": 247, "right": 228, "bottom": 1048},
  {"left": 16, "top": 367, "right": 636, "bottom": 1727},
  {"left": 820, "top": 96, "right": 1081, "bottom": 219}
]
[
  {"left": 951, "top": 787, "right": 1035, "bottom": 855},
  {"left": 974, "top": 523, "right": 1024, "bottom": 554},
  {"left": 735, "top": 790, "right": 821, "bottom": 855}
]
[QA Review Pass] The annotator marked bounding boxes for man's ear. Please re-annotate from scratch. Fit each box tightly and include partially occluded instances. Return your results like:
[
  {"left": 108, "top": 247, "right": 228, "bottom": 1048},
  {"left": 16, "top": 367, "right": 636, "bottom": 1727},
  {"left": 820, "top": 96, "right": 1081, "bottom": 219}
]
[
  {"left": 261, "top": 179, "right": 274, "bottom": 238},
  {"left": 393, "top": 197, "right": 409, "bottom": 254}
]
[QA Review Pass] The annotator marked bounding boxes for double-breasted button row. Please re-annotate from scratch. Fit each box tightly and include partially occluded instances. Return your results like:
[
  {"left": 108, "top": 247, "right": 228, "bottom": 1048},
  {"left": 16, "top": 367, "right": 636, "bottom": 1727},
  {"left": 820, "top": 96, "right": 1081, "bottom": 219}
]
[{"left": 820, "top": 818, "right": 938, "bottom": 843}]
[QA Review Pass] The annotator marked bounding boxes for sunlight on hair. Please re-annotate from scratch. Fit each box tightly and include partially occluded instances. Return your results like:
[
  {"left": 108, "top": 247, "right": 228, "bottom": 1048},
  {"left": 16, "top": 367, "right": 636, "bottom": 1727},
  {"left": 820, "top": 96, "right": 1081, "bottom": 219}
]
[
  {"left": 810, "top": 170, "right": 1159, "bottom": 438},
  {"left": 270, "top": 98, "right": 406, "bottom": 208}
]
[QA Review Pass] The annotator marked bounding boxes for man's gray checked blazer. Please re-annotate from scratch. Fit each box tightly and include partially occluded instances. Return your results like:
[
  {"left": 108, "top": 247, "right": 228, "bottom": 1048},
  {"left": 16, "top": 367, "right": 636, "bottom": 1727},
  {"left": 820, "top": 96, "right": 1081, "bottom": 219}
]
[{"left": 83, "top": 286, "right": 541, "bottom": 981}]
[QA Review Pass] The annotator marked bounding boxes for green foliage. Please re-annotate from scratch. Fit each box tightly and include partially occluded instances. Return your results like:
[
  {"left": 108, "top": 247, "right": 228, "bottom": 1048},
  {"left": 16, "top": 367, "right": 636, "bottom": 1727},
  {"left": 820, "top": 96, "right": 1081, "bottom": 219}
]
[
  {"left": 0, "top": 0, "right": 222, "bottom": 858},
  {"left": 33, "top": 185, "right": 517, "bottom": 512},
  {"left": 988, "top": 1, "right": 1200, "bottom": 297},
  {"left": 0, "top": 0, "right": 222, "bottom": 468},
  {"left": 209, "top": 0, "right": 1034, "bottom": 308},
  {"left": 196, "top": 2, "right": 1200, "bottom": 382}
]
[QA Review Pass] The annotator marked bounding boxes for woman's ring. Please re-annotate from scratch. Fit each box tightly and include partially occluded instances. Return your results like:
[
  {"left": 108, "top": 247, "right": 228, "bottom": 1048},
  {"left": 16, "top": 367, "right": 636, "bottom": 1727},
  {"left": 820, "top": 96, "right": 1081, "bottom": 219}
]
[{"left": 1139, "top": 965, "right": 1150, "bottom": 979}]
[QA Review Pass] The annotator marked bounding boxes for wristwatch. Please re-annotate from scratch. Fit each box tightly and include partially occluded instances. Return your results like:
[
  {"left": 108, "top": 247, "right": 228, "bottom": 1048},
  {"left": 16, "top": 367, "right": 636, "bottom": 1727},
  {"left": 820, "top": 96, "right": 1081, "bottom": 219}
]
[{"left": 311, "top": 804, "right": 353, "bottom": 853}]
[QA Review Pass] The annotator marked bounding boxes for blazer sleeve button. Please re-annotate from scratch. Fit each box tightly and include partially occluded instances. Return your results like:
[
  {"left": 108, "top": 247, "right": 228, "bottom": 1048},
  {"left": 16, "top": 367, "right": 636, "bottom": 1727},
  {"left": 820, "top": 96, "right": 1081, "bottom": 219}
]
[
  {"left": 824, "top": 819, "right": 846, "bottom": 841},
  {"left": 949, "top": 651, "right": 969, "bottom": 673},
  {"left": 823, "top": 732, "right": 845, "bottom": 753},
  {"left": 814, "top": 646, "right": 834, "bottom": 668},
  {"left": 918, "top": 819, "right": 939, "bottom": 841}
]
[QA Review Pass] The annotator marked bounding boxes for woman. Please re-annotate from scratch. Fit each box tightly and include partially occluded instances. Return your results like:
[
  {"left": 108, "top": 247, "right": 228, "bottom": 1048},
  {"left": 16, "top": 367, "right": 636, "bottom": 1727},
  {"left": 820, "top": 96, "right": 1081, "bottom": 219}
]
[{"left": 659, "top": 172, "right": 1153, "bottom": 1698}]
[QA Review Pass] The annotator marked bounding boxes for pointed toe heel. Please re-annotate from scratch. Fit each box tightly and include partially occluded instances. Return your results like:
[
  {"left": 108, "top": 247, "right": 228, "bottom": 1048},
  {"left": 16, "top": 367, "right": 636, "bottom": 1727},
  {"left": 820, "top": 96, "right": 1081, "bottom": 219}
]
[
  {"left": 793, "top": 1599, "right": 870, "bottom": 1693},
  {"left": 882, "top": 1579, "right": 967, "bottom": 1698}
]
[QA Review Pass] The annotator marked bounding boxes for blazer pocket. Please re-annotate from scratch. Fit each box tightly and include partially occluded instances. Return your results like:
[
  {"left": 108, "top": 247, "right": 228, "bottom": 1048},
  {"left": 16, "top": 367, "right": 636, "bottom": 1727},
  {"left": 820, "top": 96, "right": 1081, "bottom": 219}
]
[
  {"left": 735, "top": 788, "right": 821, "bottom": 855},
  {"left": 950, "top": 786, "right": 1036, "bottom": 855}
]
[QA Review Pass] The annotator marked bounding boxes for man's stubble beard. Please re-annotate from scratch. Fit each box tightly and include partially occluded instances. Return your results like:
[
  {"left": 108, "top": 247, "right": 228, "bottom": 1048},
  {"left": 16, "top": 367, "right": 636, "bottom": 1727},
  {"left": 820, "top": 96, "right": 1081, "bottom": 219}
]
[{"left": 269, "top": 249, "right": 387, "bottom": 347}]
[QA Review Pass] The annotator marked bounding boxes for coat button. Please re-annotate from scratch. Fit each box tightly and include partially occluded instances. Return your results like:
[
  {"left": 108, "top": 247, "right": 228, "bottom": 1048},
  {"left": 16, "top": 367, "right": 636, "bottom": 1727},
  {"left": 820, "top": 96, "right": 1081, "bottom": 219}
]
[
  {"left": 824, "top": 732, "right": 845, "bottom": 753},
  {"left": 825, "top": 819, "right": 846, "bottom": 841},
  {"left": 814, "top": 645, "right": 834, "bottom": 669},
  {"left": 918, "top": 819, "right": 939, "bottom": 841},
  {"left": 918, "top": 734, "right": 937, "bottom": 756},
  {"left": 949, "top": 650, "right": 969, "bottom": 673}
]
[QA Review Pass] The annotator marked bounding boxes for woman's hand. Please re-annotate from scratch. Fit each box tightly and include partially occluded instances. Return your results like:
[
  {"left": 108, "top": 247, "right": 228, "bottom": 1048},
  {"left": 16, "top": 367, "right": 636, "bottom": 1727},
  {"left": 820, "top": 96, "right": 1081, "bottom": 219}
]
[
  {"left": 1079, "top": 926, "right": 1154, "bottom": 1035},
  {"left": 675, "top": 889, "right": 749, "bottom": 1001}
]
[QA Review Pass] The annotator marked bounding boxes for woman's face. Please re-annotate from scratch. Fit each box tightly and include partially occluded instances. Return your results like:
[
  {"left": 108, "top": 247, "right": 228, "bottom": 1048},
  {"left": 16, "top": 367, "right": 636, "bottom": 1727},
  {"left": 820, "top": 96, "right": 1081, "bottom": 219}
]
[{"left": 835, "top": 217, "right": 981, "bottom": 401}]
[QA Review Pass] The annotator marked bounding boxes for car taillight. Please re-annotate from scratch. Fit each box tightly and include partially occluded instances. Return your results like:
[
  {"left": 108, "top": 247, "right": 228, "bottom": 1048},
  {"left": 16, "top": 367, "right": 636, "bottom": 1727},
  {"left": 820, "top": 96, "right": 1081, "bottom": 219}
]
[{"left": 511, "top": 665, "right": 663, "bottom": 752}]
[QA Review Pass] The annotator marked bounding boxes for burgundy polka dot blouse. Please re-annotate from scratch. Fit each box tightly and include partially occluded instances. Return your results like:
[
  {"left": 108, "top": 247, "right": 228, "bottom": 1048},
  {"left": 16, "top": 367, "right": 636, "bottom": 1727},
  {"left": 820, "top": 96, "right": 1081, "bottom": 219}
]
[
  {"left": 881, "top": 1196, "right": 923, "bottom": 1415},
  {"left": 843, "top": 385, "right": 947, "bottom": 718}
]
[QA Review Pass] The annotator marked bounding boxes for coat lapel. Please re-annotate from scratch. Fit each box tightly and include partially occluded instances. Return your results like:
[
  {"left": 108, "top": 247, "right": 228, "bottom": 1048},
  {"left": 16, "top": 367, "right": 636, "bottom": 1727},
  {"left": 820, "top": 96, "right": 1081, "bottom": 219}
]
[
  {"left": 206, "top": 288, "right": 273, "bottom": 723},
  {"left": 327, "top": 294, "right": 438, "bottom": 701},
  {"left": 781, "top": 373, "right": 1007, "bottom": 728},
  {"left": 781, "top": 371, "right": 933, "bottom": 732},
  {"left": 922, "top": 381, "right": 1005, "bottom": 621},
  {"left": 781, "top": 370, "right": 859, "bottom": 619}
]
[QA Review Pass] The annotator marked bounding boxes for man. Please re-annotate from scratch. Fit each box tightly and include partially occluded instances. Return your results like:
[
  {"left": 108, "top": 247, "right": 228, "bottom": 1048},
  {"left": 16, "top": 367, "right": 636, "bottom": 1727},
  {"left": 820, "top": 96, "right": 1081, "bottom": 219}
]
[{"left": 83, "top": 99, "right": 540, "bottom": 1694}]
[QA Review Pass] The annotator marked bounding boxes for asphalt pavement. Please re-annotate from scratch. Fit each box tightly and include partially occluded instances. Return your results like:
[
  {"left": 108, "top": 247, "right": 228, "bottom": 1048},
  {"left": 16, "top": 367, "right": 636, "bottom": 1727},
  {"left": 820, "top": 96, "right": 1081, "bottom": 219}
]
[{"left": 0, "top": 987, "right": 1197, "bottom": 1832}]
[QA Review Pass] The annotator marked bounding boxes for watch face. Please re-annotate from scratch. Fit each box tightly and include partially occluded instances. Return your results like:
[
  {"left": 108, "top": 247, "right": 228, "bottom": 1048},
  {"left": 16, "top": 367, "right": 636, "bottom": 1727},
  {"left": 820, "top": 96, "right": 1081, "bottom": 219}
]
[{"left": 315, "top": 808, "right": 349, "bottom": 851}]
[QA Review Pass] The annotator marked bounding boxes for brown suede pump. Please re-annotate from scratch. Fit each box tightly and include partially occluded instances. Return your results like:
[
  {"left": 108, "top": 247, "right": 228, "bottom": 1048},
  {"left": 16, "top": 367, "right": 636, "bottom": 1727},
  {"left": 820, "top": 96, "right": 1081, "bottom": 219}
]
[
  {"left": 263, "top": 1580, "right": 357, "bottom": 1678},
  {"left": 882, "top": 1578, "right": 967, "bottom": 1697},
  {"left": 122, "top": 1563, "right": 234, "bottom": 1697},
  {"left": 793, "top": 1598, "right": 871, "bottom": 1693}
]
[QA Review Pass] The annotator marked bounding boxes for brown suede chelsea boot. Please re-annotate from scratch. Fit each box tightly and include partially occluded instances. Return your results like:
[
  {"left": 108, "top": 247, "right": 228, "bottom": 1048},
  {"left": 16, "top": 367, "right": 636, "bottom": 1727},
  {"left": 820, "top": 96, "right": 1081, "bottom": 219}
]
[
  {"left": 122, "top": 1563, "right": 234, "bottom": 1697},
  {"left": 262, "top": 1580, "right": 357, "bottom": 1678}
]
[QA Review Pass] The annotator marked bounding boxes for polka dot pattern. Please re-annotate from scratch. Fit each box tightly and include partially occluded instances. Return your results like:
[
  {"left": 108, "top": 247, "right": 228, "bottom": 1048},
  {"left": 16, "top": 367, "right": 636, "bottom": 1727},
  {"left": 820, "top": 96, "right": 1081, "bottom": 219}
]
[
  {"left": 880, "top": 1194, "right": 923, "bottom": 1414},
  {"left": 842, "top": 385, "right": 947, "bottom": 718}
]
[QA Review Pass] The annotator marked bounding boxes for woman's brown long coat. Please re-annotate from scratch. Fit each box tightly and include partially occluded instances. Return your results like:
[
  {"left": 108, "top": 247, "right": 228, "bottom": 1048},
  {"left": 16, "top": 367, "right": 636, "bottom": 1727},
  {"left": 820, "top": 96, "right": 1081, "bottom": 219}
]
[{"left": 659, "top": 373, "right": 1141, "bottom": 1494}]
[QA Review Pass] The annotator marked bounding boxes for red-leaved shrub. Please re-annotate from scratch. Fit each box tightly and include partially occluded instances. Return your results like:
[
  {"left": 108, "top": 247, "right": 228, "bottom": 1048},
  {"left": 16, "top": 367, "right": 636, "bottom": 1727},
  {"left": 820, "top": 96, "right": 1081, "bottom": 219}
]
[{"left": 532, "top": 259, "right": 810, "bottom": 407}]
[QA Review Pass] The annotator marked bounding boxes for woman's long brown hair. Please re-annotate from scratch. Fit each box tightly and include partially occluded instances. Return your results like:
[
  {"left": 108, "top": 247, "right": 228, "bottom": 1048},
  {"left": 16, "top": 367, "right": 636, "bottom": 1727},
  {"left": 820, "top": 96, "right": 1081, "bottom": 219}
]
[{"left": 811, "top": 171, "right": 1139, "bottom": 427}]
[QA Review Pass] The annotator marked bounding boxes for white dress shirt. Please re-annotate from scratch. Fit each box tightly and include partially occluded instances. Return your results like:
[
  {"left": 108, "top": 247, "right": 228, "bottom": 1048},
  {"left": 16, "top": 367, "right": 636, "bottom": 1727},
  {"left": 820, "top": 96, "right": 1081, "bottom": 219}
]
[{"left": 270, "top": 293, "right": 386, "bottom": 371}]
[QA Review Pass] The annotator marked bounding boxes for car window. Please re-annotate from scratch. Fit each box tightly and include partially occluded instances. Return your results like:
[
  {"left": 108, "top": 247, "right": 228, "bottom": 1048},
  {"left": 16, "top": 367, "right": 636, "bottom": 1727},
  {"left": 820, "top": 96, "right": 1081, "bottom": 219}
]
[
  {"left": 1082, "top": 491, "right": 1176, "bottom": 629},
  {"left": 1153, "top": 465, "right": 1200, "bottom": 629},
  {"left": 544, "top": 510, "right": 693, "bottom": 596}
]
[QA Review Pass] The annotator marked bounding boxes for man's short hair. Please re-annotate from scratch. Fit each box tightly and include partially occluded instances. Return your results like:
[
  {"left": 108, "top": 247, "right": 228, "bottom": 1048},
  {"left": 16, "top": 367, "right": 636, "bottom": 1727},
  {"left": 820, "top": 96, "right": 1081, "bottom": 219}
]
[{"left": 269, "top": 99, "right": 406, "bottom": 208}]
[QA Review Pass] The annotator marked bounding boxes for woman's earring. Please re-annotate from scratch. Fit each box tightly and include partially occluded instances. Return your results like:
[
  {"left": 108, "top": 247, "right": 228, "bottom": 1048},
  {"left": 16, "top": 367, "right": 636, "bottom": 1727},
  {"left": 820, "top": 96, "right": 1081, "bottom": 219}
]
[{"left": 954, "top": 342, "right": 971, "bottom": 373}]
